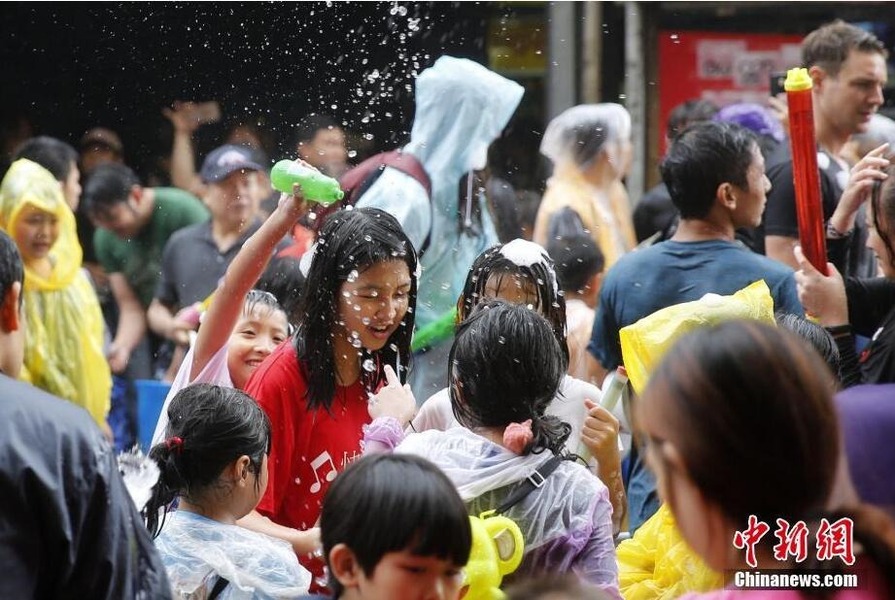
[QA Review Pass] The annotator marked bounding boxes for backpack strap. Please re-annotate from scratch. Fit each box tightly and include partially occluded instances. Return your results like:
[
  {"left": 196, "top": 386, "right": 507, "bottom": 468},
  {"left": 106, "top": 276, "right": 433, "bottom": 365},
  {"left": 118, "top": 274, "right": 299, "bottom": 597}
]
[
  {"left": 341, "top": 150, "right": 431, "bottom": 204},
  {"left": 208, "top": 576, "right": 230, "bottom": 600},
  {"left": 378, "top": 150, "right": 431, "bottom": 197},
  {"left": 495, "top": 454, "right": 566, "bottom": 515},
  {"left": 334, "top": 150, "right": 433, "bottom": 255}
]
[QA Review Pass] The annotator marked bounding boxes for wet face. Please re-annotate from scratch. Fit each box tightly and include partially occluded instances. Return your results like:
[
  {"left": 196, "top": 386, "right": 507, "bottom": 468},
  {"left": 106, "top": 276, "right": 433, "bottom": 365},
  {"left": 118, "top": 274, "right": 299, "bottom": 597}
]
[
  {"left": 204, "top": 170, "right": 262, "bottom": 232},
  {"left": 13, "top": 204, "right": 59, "bottom": 263},
  {"left": 335, "top": 260, "right": 411, "bottom": 354},
  {"left": 62, "top": 162, "right": 81, "bottom": 211},
  {"left": 348, "top": 550, "right": 465, "bottom": 600},
  {"left": 866, "top": 199, "right": 895, "bottom": 278},
  {"left": 482, "top": 272, "right": 539, "bottom": 308},
  {"left": 299, "top": 127, "right": 347, "bottom": 169},
  {"left": 227, "top": 303, "right": 289, "bottom": 390},
  {"left": 816, "top": 49, "right": 887, "bottom": 136},
  {"left": 730, "top": 144, "right": 771, "bottom": 229}
]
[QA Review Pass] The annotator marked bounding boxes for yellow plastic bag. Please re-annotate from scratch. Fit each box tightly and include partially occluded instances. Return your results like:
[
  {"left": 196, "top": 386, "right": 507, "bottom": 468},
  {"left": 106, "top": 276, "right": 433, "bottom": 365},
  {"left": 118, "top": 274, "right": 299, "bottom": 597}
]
[
  {"left": 620, "top": 280, "right": 776, "bottom": 394},
  {"left": 618, "top": 504, "right": 724, "bottom": 600}
]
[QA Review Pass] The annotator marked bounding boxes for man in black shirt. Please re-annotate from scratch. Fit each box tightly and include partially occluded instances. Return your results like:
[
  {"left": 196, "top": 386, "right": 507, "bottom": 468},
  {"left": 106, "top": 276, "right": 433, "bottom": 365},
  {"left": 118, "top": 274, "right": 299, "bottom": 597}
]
[
  {"left": 0, "top": 231, "right": 172, "bottom": 599},
  {"left": 763, "top": 20, "right": 888, "bottom": 279}
]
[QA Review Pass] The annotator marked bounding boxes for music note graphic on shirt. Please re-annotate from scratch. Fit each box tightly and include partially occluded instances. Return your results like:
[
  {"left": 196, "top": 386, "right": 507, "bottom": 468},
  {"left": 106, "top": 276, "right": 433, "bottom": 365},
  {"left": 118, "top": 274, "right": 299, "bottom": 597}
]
[{"left": 308, "top": 451, "right": 338, "bottom": 494}]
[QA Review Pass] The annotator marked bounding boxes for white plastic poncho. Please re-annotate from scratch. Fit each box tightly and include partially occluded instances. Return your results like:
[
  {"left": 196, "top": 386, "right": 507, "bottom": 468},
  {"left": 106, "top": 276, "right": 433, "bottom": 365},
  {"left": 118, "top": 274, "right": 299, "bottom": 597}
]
[
  {"left": 396, "top": 428, "right": 619, "bottom": 596},
  {"left": 155, "top": 510, "right": 311, "bottom": 599},
  {"left": 539, "top": 103, "right": 631, "bottom": 170},
  {"left": 534, "top": 104, "right": 637, "bottom": 269}
]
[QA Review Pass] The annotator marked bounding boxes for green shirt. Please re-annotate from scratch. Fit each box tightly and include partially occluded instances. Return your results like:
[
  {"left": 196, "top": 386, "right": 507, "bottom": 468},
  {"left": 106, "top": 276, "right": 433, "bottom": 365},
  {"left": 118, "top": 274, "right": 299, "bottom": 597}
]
[{"left": 94, "top": 187, "right": 209, "bottom": 307}]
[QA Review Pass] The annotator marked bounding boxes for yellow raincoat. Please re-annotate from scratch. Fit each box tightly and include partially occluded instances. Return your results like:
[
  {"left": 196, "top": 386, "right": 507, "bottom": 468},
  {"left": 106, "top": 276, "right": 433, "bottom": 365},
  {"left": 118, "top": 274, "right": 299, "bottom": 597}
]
[
  {"left": 0, "top": 159, "right": 111, "bottom": 425},
  {"left": 534, "top": 165, "right": 637, "bottom": 269},
  {"left": 618, "top": 504, "right": 723, "bottom": 599},
  {"left": 615, "top": 282, "right": 777, "bottom": 598}
]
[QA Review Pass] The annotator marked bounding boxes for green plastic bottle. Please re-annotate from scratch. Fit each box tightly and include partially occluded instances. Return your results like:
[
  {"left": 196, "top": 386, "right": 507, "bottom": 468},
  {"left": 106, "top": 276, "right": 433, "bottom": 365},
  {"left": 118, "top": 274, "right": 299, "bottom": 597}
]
[{"left": 270, "top": 160, "right": 345, "bottom": 205}]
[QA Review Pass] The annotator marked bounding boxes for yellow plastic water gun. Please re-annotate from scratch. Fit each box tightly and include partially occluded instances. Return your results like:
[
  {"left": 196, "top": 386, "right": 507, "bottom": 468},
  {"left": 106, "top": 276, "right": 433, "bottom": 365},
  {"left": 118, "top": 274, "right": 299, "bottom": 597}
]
[{"left": 461, "top": 510, "right": 525, "bottom": 600}]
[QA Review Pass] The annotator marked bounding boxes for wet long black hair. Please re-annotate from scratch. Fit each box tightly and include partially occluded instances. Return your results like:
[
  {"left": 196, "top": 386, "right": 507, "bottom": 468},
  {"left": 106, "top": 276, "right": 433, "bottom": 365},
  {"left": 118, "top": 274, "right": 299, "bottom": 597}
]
[
  {"left": 450, "top": 300, "right": 570, "bottom": 455},
  {"left": 143, "top": 384, "right": 271, "bottom": 538},
  {"left": 457, "top": 241, "right": 569, "bottom": 370},
  {"left": 294, "top": 207, "right": 418, "bottom": 411}
]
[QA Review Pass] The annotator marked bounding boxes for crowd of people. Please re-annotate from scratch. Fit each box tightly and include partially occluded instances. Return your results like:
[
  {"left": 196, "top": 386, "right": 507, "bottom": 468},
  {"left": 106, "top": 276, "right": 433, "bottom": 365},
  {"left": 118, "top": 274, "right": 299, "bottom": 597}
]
[{"left": 1, "top": 17, "right": 894, "bottom": 600}]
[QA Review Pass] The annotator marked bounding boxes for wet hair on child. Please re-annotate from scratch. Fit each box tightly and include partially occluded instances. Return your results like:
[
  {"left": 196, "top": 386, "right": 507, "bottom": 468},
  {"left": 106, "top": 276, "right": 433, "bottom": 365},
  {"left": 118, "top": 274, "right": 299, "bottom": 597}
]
[
  {"left": 143, "top": 383, "right": 271, "bottom": 538},
  {"left": 319, "top": 453, "right": 472, "bottom": 596},
  {"left": 293, "top": 207, "right": 418, "bottom": 411},
  {"left": 243, "top": 288, "right": 290, "bottom": 331},
  {"left": 450, "top": 300, "right": 571, "bottom": 455},
  {"left": 458, "top": 240, "right": 568, "bottom": 368}
]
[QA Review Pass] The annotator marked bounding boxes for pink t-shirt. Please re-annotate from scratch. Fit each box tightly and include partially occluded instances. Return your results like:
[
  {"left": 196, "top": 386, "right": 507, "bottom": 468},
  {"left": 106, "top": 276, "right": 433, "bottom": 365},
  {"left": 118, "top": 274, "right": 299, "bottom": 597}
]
[{"left": 151, "top": 344, "right": 233, "bottom": 447}]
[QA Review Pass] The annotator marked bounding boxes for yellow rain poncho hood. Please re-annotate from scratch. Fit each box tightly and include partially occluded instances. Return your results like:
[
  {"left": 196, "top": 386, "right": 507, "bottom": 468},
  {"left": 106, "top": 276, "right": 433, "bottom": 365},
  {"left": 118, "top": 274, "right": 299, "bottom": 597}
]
[
  {"left": 615, "top": 281, "right": 777, "bottom": 598},
  {"left": 0, "top": 159, "right": 111, "bottom": 424}
]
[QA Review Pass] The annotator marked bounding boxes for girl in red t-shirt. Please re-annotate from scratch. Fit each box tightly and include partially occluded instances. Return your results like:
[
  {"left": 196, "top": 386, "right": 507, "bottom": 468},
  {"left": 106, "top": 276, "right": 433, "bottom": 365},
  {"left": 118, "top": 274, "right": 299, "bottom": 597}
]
[{"left": 241, "top": 207, "right": 418, "bottom": 577}]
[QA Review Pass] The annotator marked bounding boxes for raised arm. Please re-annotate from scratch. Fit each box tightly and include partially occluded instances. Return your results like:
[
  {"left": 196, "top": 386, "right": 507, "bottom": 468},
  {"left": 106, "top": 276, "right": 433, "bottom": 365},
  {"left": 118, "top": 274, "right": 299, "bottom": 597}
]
[
  {"left": 827, "top": 143, "right": 889, "bottom": 237},
  {"left": 163, "top": 101, "right": 205, "bottom": 197},
  {"left": 190, "top": 188, "right": 308, "bottom": 380}
]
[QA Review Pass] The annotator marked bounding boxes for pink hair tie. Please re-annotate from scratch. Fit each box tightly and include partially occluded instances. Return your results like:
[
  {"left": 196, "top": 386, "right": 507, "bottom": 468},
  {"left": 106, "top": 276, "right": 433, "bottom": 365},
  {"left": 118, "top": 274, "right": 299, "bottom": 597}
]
[
  {"left": 503, "top": 419, "right": 533, "bottom": 455},
  {"left": 165, "top": 436, "right": 184, "bottom": 454}
]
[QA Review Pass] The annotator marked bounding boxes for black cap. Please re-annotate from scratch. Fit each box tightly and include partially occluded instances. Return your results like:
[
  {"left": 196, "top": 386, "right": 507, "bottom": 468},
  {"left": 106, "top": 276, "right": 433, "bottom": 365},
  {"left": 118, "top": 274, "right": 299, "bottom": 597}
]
[{"left": 199, "top": 144, "right": 264, "bottom": 183}]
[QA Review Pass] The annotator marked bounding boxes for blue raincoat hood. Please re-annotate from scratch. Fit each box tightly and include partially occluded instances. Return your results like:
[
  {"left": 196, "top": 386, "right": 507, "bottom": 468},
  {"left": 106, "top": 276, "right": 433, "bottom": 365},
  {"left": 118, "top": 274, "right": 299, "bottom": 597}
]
[{"left": 405, "top": 56, "right": 524, "bottom": 181}]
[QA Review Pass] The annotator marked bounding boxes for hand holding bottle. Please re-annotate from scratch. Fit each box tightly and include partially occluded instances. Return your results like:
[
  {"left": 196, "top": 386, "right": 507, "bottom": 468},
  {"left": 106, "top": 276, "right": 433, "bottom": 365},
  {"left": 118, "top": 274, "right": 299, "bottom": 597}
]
[{"left": 270, "top": 159, "right": 344, "bottom": 205}]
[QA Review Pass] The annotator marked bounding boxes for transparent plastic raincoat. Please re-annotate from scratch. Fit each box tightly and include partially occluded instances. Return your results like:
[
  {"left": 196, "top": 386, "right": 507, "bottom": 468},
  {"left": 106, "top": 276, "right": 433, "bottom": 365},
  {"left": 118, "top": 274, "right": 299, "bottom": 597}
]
[
  {"left": 534, "top": 104, "right": 637, "bottom": 269},
  {"left": 396, "top": 427, "right": 620, "bottom": 598},
  {"left": 155, "top": 510, "right": 311, "bottom": 599},
  {"left": 0, "top": 159, "right": 111, "bottom": 425}
]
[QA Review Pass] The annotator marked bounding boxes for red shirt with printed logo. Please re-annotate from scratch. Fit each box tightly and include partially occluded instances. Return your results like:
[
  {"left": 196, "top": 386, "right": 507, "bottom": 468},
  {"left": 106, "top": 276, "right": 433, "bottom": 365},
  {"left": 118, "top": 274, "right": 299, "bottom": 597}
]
[{"left": 245, "top": 341, "right": 371, "bottom": 531}]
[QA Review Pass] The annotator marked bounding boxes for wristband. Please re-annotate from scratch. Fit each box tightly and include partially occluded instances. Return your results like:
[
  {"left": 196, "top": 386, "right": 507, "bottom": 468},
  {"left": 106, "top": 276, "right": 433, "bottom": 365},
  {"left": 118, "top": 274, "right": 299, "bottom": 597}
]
[
  {"left": 824, "top": 323, "right": 852, "bottom": 337},
  {"left": 825, "top": 221, "right": 853, "bottom": 240}
]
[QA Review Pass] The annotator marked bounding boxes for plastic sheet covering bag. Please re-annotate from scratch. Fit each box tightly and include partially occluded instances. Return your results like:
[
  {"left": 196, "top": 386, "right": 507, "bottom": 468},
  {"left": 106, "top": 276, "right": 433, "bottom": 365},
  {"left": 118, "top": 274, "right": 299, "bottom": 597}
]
[
  {"left": 619, "top": 280, "right": 776, "bottom": 394},
  {"left": 155, "top": 510, "right": 311, "bottom": 599},
  {"left": 0, "top": 159, "right": 111, "bottom": 425},
  {"left": 617, "top": 504, "right": 723, "bottom": 600}
]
